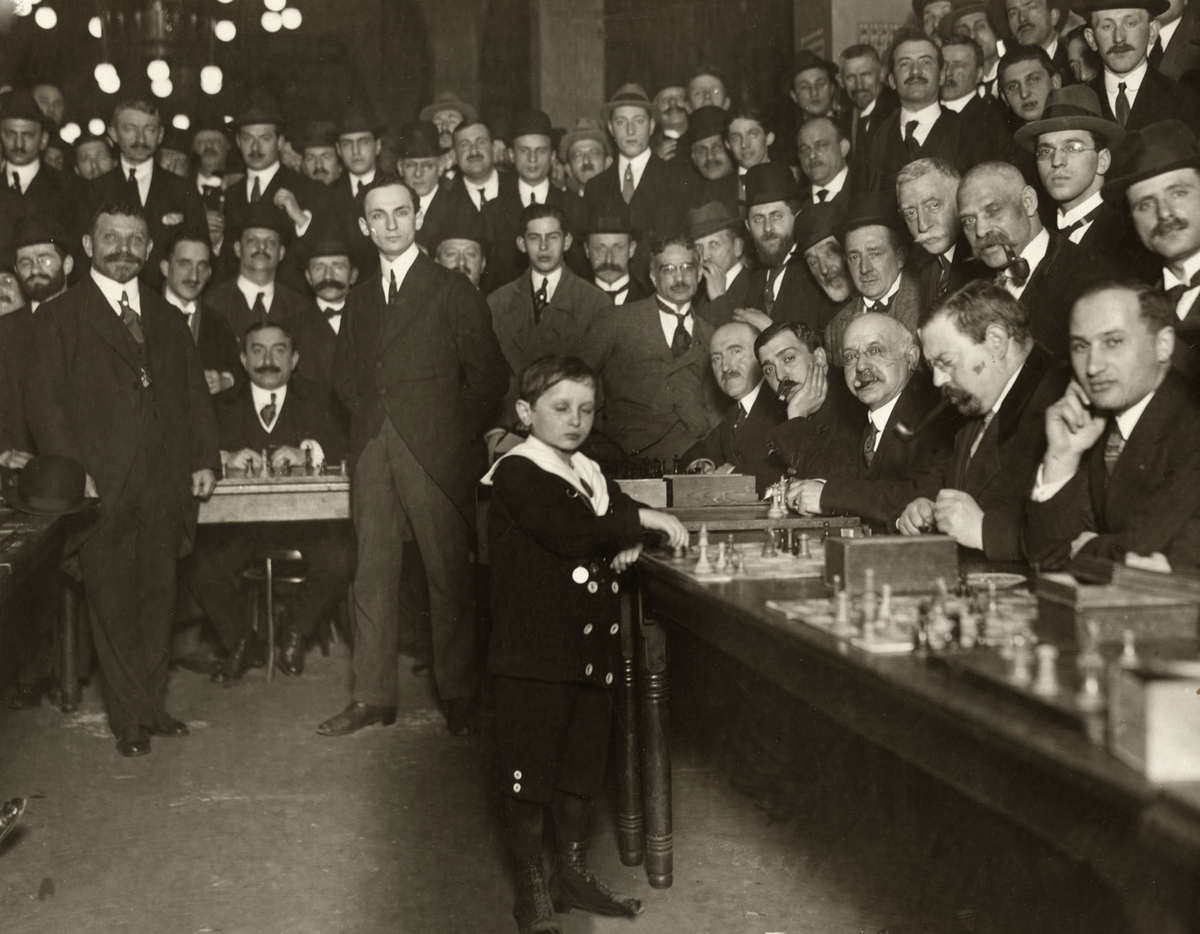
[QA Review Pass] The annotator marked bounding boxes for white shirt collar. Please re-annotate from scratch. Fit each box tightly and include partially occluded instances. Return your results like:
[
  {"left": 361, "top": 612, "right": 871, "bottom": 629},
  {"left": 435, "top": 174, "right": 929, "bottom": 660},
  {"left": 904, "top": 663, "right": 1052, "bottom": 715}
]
[
  {"left": 197, "top": 171, "right": 222, "bottom": 192},
  {"left": 941, "top": 91, "right": 977, "bottom": 113},
  {"left": 597, "top": 273, "right": 630, "bottom": 293},
  {"left": 466, "top": 170, "right": 499, "bottom": 208},
  {"left": 1115, "top": 388, "right": 1156, "bottom": 440},
  {"left": 864, "top": 272, "right": 903, "bottom": 308},
  {"left": 813, "top": 165, "right": 848, "bottom": 202},
  {"left": 90, "top": 268, "right": 140, "bottom": 316},
  {"left": 656, "top": 296, "right": 693, "bottom": 345},
  {"left": 1104, "top": 58, "right": 1148, "bottom": 93},
  {"left": 1159, "top": 16, "right": 1182, "bottom": 50},
  {"left": 1007, "top": 228, "right": 1050, "bottom": 299},
  {"left": 1164, "top": 249, "right": 1200, "bottom": 291},
  {"left": 860, "top": 97, "right": 877, "bottom": 118},
  {"left": 943, "top": 243, "right": 957, "bottom": 263},
  {"left": 165, "top": 287, "right": 196, "bottom": 315},
  {"left": 989, "top": 359, "right": 1025, "bottom": 417},
  {"left": 380, "top": 242, "right": 421, "bottom": 301},
  {"left": 120, "top": 155, "right": 153, "bottom": 182},
  {"left": 6, "top": 159, "right": 40, "bottom": 192},
  {"left": 250, "top": 382, "right": 288, "bottom": 431},
  {"left": 530, "top": 265, "right": 564, "bottom": 304},
  {"left": 736, "top": 379, "right": 763, "bottom": 414},
  {"left": 619, "top": 148, "right": 653, "bottom": 191},
  {"left": 1044, "top": 36, "right": 1059, "bottom": 60},
  {"left": 1058, "top": 190, "right": 1104, "bottom": 230},
  {"left": 898, "top": 101, "right": 942, "bottom": 145},
  {"left": 481, "top": 433, "right": 611, "bottom": 516},
  {"left": 349, "top": 169, "right": 376, "bottom": 191},
  {"left": 316, "top": 297, "right": 345, "bottom": 313},
  {"left": 868, "top": 391, "right": 902, "bottom": 440},
  {"left": 236, "top": 275, "right": 274, "bottom": 312},
  {"left": 418, "top": 188, "right": 438, "bottom": 215},
  {"left": 517, "top": 178, "right": 551, "bottom": 206},
  {"left": 247, "top": 162, "right": 280, "bottom": 198}
]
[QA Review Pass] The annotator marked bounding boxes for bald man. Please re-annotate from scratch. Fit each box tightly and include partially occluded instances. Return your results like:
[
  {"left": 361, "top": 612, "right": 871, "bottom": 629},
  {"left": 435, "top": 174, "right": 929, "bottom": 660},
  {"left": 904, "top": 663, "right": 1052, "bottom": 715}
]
[
  {"left": 785, "top": 313, "right": 956, "bottom": 531},
  {"left": 682, "top": 320, "right": 787, "bottom": 493},
  {"left": 957, "top": 160, "right": 1087, "bottom": 357}
]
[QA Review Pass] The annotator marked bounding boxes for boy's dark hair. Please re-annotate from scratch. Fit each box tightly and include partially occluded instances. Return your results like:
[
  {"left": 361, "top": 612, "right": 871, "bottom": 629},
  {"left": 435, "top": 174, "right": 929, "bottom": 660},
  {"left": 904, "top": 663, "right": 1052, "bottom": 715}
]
[
  {"left": 521, "top": 203, "right": 569, "bottom": 235},
  {"left": 754, "top": 320, "right": 822, "bottom": 359},
  {"left": 356, "top": 175, "right": 419, "bottom": 219},
  {"left": 519, "top": 355, "right": 597, "bottom": 406}
]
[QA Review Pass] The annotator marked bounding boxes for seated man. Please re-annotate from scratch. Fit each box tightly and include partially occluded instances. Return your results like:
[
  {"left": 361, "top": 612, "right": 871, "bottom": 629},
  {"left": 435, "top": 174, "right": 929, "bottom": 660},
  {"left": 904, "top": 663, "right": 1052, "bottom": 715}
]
[
  {"left": 682, "top": 320, "right": 786, "bottom": 493},
  {"left": 786, "top": 313, "right": 957, "bottom": 532},
  {"left": 898, "top": 280, "right": 1067, "bottom": 561},
  {"left": 1026, "top": 282, "right": 1200, "bottom": 570},
  {"left": 753, "top": 320, "right": 859, "bottom": 480},
  {"left": 188, "top": 322, "right": 355, "bottom": 681}
]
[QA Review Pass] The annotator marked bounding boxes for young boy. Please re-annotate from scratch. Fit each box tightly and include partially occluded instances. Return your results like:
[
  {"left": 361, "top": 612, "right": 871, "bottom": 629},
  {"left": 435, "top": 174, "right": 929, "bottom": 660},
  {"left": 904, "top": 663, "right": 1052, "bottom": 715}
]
[{"left": 482, "top": 355, "right": 687, "bottom": 934}]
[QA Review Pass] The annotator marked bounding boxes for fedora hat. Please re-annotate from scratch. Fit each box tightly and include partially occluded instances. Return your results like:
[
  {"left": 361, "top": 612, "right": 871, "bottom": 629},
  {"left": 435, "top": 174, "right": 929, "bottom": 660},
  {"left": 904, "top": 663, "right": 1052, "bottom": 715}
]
[
  {"left": 688, "top": 201, "right": 743, "bottom": 240},
  {"left": 418, "top": 92, "right": 477, "bottom": 125},
  {"left": 602, "top": 83, "right": 654, "bottom": 120},
  {"left": 233, "top": 100, "right": 284, "bottom": 130},
  {"left": 0, "top": 89, "right": 49, "bottom": 127},
  {"left": 558, "top": 117, "right": 610, "bottom": 163},
  {"left": 436, "top": 199, "right": 489, "bottom": 248},
  {"left": 13, "top": 212, "right": 69, "bottom": 252},
  {"left": 6, "top": 455, "right": 92, "bottom": 516},
  {"left": 337, "top": 103, "right": 384, "bottom": 138},
  {"left": 1074, "top": 0, "right": 1167, "bottom": 16},
  {"left": 235, "top": 200, "right": 289, "bottom": 239},
  {"left": 796, "top": 202, "right": 848, "bottom": 252},
  {"left": 510, "top": 109, "right": 553, "bottom": 141},
  {"left": 744, "top": 162, "right": 800, "bottom": 207},
  {"left": 1014, "top": 85, "right": 1124, "bottom": 152},
  {"left": 397, "top": 120, "right": 441, "bottom": 160},
  {"left": 1103, "top": 119, "right": 1200, "bottom": 199},
  {"left": 293, "top": 119, "right": 339, "bottom": 152},
  {"left": 588, "top": 213, "right": 633, "bottom": 236}
]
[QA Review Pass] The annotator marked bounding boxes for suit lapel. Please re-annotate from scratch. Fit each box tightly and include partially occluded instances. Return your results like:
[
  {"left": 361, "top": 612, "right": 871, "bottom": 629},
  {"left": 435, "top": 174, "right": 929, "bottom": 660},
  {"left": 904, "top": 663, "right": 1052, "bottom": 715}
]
[
  {"left": 85, "top": 281, "right": 139, "bottom": 371},
  {"left": 378, "top": 253, "right": 434, "bottom": 350}
]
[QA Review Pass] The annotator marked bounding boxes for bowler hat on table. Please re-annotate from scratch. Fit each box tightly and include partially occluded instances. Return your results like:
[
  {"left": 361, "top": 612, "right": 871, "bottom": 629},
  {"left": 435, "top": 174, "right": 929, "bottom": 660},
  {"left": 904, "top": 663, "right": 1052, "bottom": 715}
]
[{"left": 6, "top": 455, "right": 92, "bottom": 517}]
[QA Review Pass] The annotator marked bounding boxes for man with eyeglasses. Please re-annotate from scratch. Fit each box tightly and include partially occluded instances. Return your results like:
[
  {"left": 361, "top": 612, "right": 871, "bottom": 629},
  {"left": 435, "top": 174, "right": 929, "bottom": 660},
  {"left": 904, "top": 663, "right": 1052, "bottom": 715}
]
[
  {"left": 13, "top": 214, "right": 72, "bottom": 313},
  {"left": 1015, "top": 85, "right": 1159, "bottom": 278},
  {"left": 898, "top": 281, "right": 1066, "bottom": 558},
  {"left": 686, "top": 65, "right": 732, "bottom": 112},
  {"left": 786, "top": 313, "right": 957, "bottom": 532},
  {"left": 581, "top": 235, "right": 720, "bottom": 466},
  {"left": 1083, "top": 0, "right": 1200, "bottom": 129},
  {"left": 823, "top": 193, "right": 923, "bottom": 362}
]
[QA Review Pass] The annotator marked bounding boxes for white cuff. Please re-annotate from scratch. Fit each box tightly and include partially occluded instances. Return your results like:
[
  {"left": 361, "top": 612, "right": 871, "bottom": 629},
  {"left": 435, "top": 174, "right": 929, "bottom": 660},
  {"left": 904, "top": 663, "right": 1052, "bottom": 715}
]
[
  {"left": 1030, "top": 463, "right": 1074, "bottom": 502},
  {"left": 294, "top": 210, "right": 313, "bottom": 238}
]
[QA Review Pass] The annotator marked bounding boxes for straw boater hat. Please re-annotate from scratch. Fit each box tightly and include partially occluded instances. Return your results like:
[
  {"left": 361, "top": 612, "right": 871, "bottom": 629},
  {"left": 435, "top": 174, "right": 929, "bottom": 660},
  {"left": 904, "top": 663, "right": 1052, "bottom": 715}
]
[{"left": 1013, "top": 85, "right": 1124, "bottom": 152}]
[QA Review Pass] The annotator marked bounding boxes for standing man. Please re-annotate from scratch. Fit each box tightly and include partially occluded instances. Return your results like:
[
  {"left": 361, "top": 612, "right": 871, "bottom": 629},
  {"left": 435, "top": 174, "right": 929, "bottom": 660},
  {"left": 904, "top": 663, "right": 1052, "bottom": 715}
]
[
  {"left": 299, "top": 231, "right": 359, "bottom": 393},
  {"left": 13, "top": 214, "right": 72, "bottom": 313},
  {"left": 159, "top": 230, "right": 239, "bottom": 395},
  {"left": 320, "top": 178, "right": 507, "bottom": 737},
  {"left": 558, "top": 117, "right": 611, "bottom": 244},
  {"left": 839, "top": 44, "right": 898, "bottom": 160},
  {"left": 940, "top": 36, "right": 1015, "bottom": 161},
  {"left": 25, "top": 202, "right": 218, "bottom": 756},
  {"left": 1, "top": 90, "right": 69, "bottom": 224},
  {"left": 1151, "top": 0, "right": 1200, "bottom": 82},
  {"left": 941, "top": 0, "right": 1006, "bottom": 95},
  {"left": 400, "top": 120, "right": 467, "bottom": 255},
  {"left": 1005, "top": 0, "right": 1075, "bottom": 84},
  {"left": 796, "top": 116, "right": 854, "bottom": 211},
  {"left": 583, "top": 214, "right": 647, "bottom": 305},
  {"left": 683, "top": 106, "right": 738, "bottom": 210}
]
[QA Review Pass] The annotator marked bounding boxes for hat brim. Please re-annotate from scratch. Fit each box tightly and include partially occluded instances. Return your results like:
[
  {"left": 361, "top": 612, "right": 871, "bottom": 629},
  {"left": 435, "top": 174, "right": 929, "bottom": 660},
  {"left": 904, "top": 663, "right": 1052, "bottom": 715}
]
[
  {"left": 836, "top": 214, "right": 902, "bottom": 241},
  {"left": 558, "top": 131, "right": 610, "bottom": 163},
  {"left": 1014, "top": 115, "right": 1125, "bottom": 151},
  {"left": 5, "top": 490, "right": 95, "bottom": 517},
  {"left": 418, "top": 100, "right": 478, "bottom": 125},
  {"left": 689, "top": 217, "right": 744, "bottom": 240},
  {"left": 938, "top": 2, "right": 990, "bottom": 40},
  {"left": 1077, "top": 0, "right": 1168, "bottom": 17},
  {"left": 1102, "top": 155, "right": 1200, "bottom": 199},
  {"left": 602, "top": 100, "right": 653, "bottom": 121}
]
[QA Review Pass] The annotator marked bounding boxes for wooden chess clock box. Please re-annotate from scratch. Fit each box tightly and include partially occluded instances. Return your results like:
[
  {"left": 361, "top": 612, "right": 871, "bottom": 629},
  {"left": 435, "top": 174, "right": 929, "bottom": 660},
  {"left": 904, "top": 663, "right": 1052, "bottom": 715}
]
[
  {"left": 823, "top": 534, "right": 958, "bottom": 594},
  {"left": 1035, "top": 573, "right": 1200, "bottom": 647},
  {"left": 1109, "top": 662, "right": 1200, "bottom": 781}
]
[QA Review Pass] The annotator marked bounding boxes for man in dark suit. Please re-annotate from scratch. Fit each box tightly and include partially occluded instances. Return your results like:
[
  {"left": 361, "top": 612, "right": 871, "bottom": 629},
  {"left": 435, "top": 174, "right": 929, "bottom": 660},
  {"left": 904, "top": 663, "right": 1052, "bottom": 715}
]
[
  {"left": 295, "top": 120, "right": 342, "bottom": 190},
  {"left": 796, "top": 202, "right": 859, "bottom": 310},
  {"left": 450, "top": 118, "right": 523, "bottom": 292},
  {"left": 89, "top": 97, "right": 208, "bottom": 290},
  {"left": 898, "top": 281, "right": 1067, "bottom": 561},
  {"left": 743, "top": 163, "right": 840, "bottom": 332},
  {"left": 824, "top": 194, "right": 924, "bottom": 361},
  {"left": 797, "top": 116, "right": 853, "bottom": 211},
  {"left": 432, "top": 204, "right": 489, "bottom": 290},
  {"left": 776, "top": 50, "right": 851, "bottom": 165},
  {"left": 683, "top": 106, "right": 739, "bottom": 211},
  {"left": 319, "top": 178, "right": 507, "bottom": 737},
  {"left": 1015, "top": 84, "right": 1160, "bottom": 279},
  {"left": 0, "top": 259, "right": 33, "bottom": 461},
  {"left": 958, "top": 160, "right": 1087, "bottom": 356},
  {"left": 1152, "top": 0, "right": 1200, "bottom": 83},
  {"left": 857, "top": 28, "right": 979, "bottom": 193},
  {"left": 726, "top": 105, "right": 775, "bottom": 191},
  {"left": 12, "top": 213, "right": 73, "bottom": 313},
  {"left": 487, "top": 204, "right": 610, "bottom": 436},
  {"left": 583, "top": 214, "right": 649, "bottom": 306},
  {"left": 1004, "top": 0, "right": 1076, "bottom": 84},
  {"left": 788, "top": 313, "right": 956, "bottom": 532},
  {"left": 683, "top": 320, "right": 787, "bottom": 493},
  {"left": 1, "top": 90, "right": 70, "bottom": 228},
  {"left": 315, "top": 105, "right": 382, "bottom": 278},
  {"left": 897, "top": 157, "right": 988, "bottom": 307},
  {"left": 998, "top": 45, "right": 1064, "bottom": 191},
  {"left": 1026, "top": 281, "right": 1200, "bottom": 568},
  {"left": 399, "top": 120, "right": 470, "bottom": 256},
  {"left": 584, "top": 84, "right": 693, "bottom": 288},
  {"left": 205, "top": 201, "right": 336, "bottom": 392},
  {"left": 190, "top": 322, "right": 354, "bottom": 681},
  {"left": 159, "top": 230, "right": 239, "bottom": 395},
  {"left": 940, "top": 36, "right": 1017, "bottom": 164},
  {"left": 940, "top": 0, "right": 1005, "bottom": 95},
  {"left": 839, "top": 44, "right": 899, "bottom": 159},
  {"left": 1085, "top": 0, "right": 1200, "bottom": 129},
  {"left": 689, "top": 200, "right": 753, "bottom": 327},
  {"left": 581, "top": 235, "right": 721, "bottom": 466},
  {"left": 559, "top": 118, "right": 612, "bottom": 234},
  {"left": 25, "top": 202, "right": 219, "bottom": 756}
]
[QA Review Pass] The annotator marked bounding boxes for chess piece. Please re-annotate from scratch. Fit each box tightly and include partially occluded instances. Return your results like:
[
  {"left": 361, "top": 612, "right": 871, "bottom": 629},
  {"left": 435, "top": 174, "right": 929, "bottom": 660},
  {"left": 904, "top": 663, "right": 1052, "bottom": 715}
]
[
  {"left": 821, "top": 521, "right": 830, "bottom": 541},
  {"left": 1033, "top": 644, "right": 1060, "bottom": 696},
  {"left": 762, "top": 528, "right": 777, "bottom": 558},
  {"left": 834, "top": 590, "right": 854, "bottom": 636},
  {"left": 876, "top": 584, "right": 894, "bottom": 634},
  {"left": 1120, "top": 629, "right": 1139, "bottom": 667},
  {"left": 730, "top": 549, "right": 745, "bottom": 575},
  {"left": 694, "top": 542, "right": 713, "bottom": 575},
  {"left": 927, "top": 600, "right": 952, "bottom": 651},
  {"left": 862, "top": 568, "right": 877, "bottom": 628},
  {"left": 672, "top": 533, "right": 686, "bottom": 559},
  {"left": 698, "top": 523, "right": 709, "bottom": 551},
  {"left": 785, "top": 528, "right": 795, "bottom": 553},
  {"left": 1010, "top": 636, "right": 1033, "bottom": 686},
  {"left": 984, "top": 580, "right": 1002, "bottom": 646},
  {"left": 1076, "top": 621, "right": 1105, "bottom": 711},
  {"left": 799, "top": 533, "right": 810, "bottom": 559},
  {"left": 220, "top": 460, "right": 228, "bottom": 480},
  {"left": 767, "top": 482, "right": 786, "bottom": 519},
  {"left": 715, "top": 540, "right": 728, "bottom": 572},
  {"left": 339, "top": 459, "right": 348, "bottom": 476},
  {"left": 304, "top": 446, "right": 315, "bottom": 476},
  {"left": 959, "top": 610, "right": 978, "bottom": 649}
]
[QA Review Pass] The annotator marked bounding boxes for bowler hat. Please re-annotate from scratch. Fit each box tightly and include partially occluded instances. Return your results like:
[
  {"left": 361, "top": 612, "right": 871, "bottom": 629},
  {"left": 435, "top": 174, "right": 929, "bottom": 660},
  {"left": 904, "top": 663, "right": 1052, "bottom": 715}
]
[
  {"left": 160, "top": 127, "right": 191, "bottom": 154},
  {"left": 418, "top": 92, "right": 477, "bottom": 125},
  {"left": 1103, "top": 119, "right": 1200, "bottom": 199},
  {"left": 436, "top": 200, "right": 488, "bottom": 248},
  {"left": 688, "top": 200, "right": 743, "bottom": 240},
  {"left": 588, "top": 213, "right": 633, "bottom": 236},
  {"left": 305, "top": 227, "right": 357, "bottom": 259},
  {"left": 744, "top": 162, "right": 800, "bottom": 207},
  {"left": 1074, "top": 0, "right": 1167, "bottom": 16},
  {"left": 787, "top": 50, "right": 838, "bottom": 85},
  {"left": 603, "top": 83, "right": 654, "bottom": 120},
  {"left": 1, "top": 90, "right": 49, "bottom": 127},
  {"left": 796, "top": 203, "right": 848, "bottom": 251},
  {"left": 233, "top": 101, "right": 284, "bottom": 130},
  {"left": 558, "top": 118, "right": 610, "bottom": 163},
  {"left": 398, "top": 121, "right": 442, "bottom": 159},
  {"left": 293, "top": 119, "right": 339, "bottom": 151},
  {"left": 510, "top": 109, "right": 553, "bottom": 140},
  {"left": 1014, "top": 85, "right": 1124, "bottom": 152},
  {"left": 13, "top": 213, "right": 68, "bottom": 252},
  {"left": 337, "top": 103, "right": 384, "bottom": 138},
  {"left": 236, "top": 200, "right": 288, "bottom": 239},
  {"left": 6, "top": 455, "right": 92, "bottom": 516},
  {"left": 683, "top": 105, "right": 730, "bottom": 145},
  {"left": 837, "top": 191, "right": 904, "bottom": 240},
  {"left": 192, "top": 110, "right": 231, "bottom": 136}
]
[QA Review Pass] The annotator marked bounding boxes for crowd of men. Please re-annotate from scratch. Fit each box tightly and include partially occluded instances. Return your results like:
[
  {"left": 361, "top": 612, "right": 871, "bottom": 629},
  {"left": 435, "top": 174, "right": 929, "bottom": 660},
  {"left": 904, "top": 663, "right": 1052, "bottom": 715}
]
[{"left": 3, "top": 0, "right": 1200, "bottom": 758}]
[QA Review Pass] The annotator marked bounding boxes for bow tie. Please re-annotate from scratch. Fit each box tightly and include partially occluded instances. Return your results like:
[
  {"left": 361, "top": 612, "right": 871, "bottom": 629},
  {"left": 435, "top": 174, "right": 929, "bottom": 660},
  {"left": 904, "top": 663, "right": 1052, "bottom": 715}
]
[
  {"left": 1059, "top": 206, "right": 1102, "bottom": 237},
  {"left": 994, "top": 256, "right": 1031, "bottom": 288},
  {"left": 1164, "top": 269, "right": 1200, "bottom": 304},
  {"left": 321, "top": 305, "right": 343, "bottom": 320}
]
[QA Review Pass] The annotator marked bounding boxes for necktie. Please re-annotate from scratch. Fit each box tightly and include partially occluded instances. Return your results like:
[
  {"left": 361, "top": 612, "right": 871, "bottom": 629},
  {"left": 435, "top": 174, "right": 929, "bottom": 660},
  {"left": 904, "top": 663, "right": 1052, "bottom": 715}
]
[
  {"left": 662, "top": 303, "right": 691, "bottom": 357},
  {"left": 936, "top": 253, "right": 951, "bottom": 299},
  {"left": 118, "top": 290, "right": 144, "bottom": 345},
  {"left": 9, "top": 171, "right": 18, "bottom": 192},
  {"left": 476, "top": 187, "right": 488, "bottom": 208},
  {"left": 1060, "top": 205, "right": 1103, "bottom": 238},
  {"left": 127, "top": 166, "right": 140, "bottom": 204},
  {"left": 533, "top": 277, "right": 548, "bottom": 323},
  {"left": 260, "top": 391, "right": 277, "bottom": 428},
  {"left": 529, "top": 190, "right": 538, "bottom": 206},
  {"left": 1115, "top": 82, "right": 1132, "bottom": 127},
  {"left": 388, "top": 268, "right": 399, "bottom": 304},
  {"left": 249, "top": 175, "right": 262, "bottom": 203},
  {"left": 733, "top": 402, "right": 748, "bottom": 431},
  {"left": 601, "top": 285, "right": 625, "bottom": 304},
  {"left": 763, "top": 265, "right": 783, "bottom": 315},
  {"left": 904, "top": 119, "right": 920, "bottom": 156},
  {"left": 968, "top": 410, "right": 995, "bottom": 460},
  {"left": 1150, "top": 36, "right": 1164, "bottom": 70},
  {"left": 862, "top": 421, "right": 878, "bottom": 467},
  {"left": 816, "top": 188, "right": 829, "bottom": 203},
  {"left": 1103, "top": 423, "right": 1125, "bottom": 476},
  {"left": 356, "top": 179, "right": 364, "bottom": 196},
  {"left": 621, "top": 164, "right": 635, "bottom": 205},
  {"left": 252, "top": 291, "right": 267, "bottom": 320}
]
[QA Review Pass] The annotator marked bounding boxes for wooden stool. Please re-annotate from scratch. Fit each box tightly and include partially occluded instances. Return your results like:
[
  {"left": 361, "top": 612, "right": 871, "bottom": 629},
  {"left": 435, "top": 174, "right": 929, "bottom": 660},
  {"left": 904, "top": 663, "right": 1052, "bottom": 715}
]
[{"left": 239, "top": 549, "right": 307, "bottom": 681}]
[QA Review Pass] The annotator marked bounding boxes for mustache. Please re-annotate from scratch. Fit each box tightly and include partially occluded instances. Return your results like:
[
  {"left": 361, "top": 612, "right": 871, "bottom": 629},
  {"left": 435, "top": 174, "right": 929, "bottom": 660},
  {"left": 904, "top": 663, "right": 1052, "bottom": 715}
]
[
  {"left": 104, "top": 250, "right": 141, "bottom": 265},
  {"left": 255, "top": 364, "right": 282, "bottom": 374},
  {"left": 976, "top": 231, "right": 1013, "bottom": 250},
  {"left": 1107, "top": 43, "right": 1136, "bottom": 54},
  {"left": 312, "top": 278, "right": 345, "bottom": 291},
  {"left": 905, "top": 74, "right": 929, "bottom": 84},
  {"left": 1153, "top": 218, "right": 1188, "bottom": 238},
  {"left": 593, "top": 262, "right": 624, "bottom": 275},
  {"left": 853, "top": 368, "right": 880, "bottom": 388},
  {"left": 941, "top": 385, "right": 975, "bottom": 408}
]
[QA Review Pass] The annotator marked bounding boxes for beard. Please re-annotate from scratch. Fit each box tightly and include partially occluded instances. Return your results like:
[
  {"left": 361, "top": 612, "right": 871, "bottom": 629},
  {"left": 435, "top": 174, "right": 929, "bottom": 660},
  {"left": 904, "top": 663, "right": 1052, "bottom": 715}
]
[
  {"left": 21, "top": 268, "right": 66, "bottom": 302},
  {"left": 755, "top": 233, "right": 795, "bottom": 268}
]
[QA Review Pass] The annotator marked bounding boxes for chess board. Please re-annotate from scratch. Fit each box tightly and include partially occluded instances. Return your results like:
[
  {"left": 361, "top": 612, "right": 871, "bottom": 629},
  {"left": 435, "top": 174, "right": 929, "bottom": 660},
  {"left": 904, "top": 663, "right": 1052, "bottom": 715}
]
[{"left": 659, "top": 544, "right": 827, "bottom": 583}]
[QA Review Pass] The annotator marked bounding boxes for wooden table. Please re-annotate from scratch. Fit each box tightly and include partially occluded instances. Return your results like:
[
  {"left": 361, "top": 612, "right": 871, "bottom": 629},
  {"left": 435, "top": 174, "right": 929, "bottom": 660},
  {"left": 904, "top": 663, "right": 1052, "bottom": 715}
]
[
  {"left": 197, "top": 475, "right": 350, "bottom": 524},
  {"left": 665, "top": 505, "right": 859, "bottom": 535},
  {"left": 619, "top": 551, "right": 1200, "bottom": 931}
]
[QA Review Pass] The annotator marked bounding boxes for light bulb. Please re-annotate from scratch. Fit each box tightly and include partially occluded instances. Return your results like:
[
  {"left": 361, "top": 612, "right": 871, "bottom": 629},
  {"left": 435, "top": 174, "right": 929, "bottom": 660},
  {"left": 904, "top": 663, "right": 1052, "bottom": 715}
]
[
  {"left": 200, "top": 65, "right": 224, "bottom": 95},
  {"left": 88, "top": 117, "right": 107, "bottom": 135},
  {"left": 261, "top": 10, "right": 282, "bottom": 32},
  {"left": 146, "top": 59, "right": 170, "bottom": 82},
  {"left": 214, "top": 19, "right": 236, "bottom": 41},
  {"left": 281, "top": 7, "right": 301, "bottom": 29},
  {"left": 34, "top": 6, "right": 57, "bottom": 29},
  {"left": 151, "top": 78, "right": 174, "bottom": 99},
  {"left": 172, "top": 113, "right": 190, "bottom": 130},
  {"left": 263, "top": 0, "right": 286, "bottom": 11},
  {"left": 88, "top": 15, "right": 102, "bottom": 38},
  {"left": 59, "top": 122, "right": 81, "bottom": 144}
]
